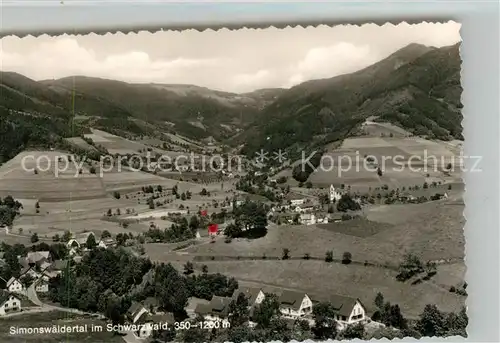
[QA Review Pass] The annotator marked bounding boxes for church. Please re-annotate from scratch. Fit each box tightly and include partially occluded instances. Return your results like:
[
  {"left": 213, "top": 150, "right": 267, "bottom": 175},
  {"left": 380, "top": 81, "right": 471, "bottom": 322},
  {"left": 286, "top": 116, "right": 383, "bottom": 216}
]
[{"left": 329, "top": 185, "right": 343, "bottom": 202}]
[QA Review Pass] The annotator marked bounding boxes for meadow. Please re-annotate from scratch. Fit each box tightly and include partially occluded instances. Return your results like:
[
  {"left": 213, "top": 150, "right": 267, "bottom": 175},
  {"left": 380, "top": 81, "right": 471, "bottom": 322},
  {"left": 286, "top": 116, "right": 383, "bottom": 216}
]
[{"left": 194, "top": 260, "right": 465, "bottom": 319}]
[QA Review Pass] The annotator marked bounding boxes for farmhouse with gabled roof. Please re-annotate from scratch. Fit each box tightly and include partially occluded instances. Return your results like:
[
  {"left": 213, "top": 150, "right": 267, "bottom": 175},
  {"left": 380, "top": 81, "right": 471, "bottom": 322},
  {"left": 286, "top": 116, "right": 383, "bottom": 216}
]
[{"left": 278, "top": 290, "right": 313, "bottom": 318}]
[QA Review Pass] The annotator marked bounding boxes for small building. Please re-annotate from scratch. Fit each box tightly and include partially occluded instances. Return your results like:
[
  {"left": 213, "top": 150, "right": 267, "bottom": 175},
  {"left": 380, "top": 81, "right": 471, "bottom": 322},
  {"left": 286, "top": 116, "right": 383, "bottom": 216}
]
[
  {"left": 5, "top": 277, "right": 24, "bottom": 294},
  {"left": 287, "top": 193, "right": 307, "bottom": 206},
  {"left": 0, "top": 290, "right": 21, "bottom": 316},
  {"left": 231, "top": 287, "right": 265, "bottom": 307},
  {"left": 26, "top": 251, "right": 51, "bottom": 265},
  {"left": 194, "top": 296, "right": 232, "bottom": 323},
  {"left": 98, "top": 238, "right": 116, "bottom": 249},
  {"left": 299, "top": 213, "right": 316, "bottom": 225},
  {"left": 19, "top": 266, "right": 41, "bottom": 279},
  {"left": 294, "top": 203, "right": 314, "bottom": 213},
  {"left": 126, "top": 301, "right": 152, "bottom": 339},
  {"left": 67, "top": 232, "right": 96, "bottom": 250},
  {"left": 143, "top": 297, "right": 162, "bottom": 314},
  {"left": 329, "top": 185, "right": 343, "bottom": 202},
  {"left": 325, "top": 295, "right": 367, "bottom": 328},
  {"left": 278, "top": 291, "right": 313, "bottom": 318},
  {"left": 35, "top": 278, "right": 49, "bottom": 293}
]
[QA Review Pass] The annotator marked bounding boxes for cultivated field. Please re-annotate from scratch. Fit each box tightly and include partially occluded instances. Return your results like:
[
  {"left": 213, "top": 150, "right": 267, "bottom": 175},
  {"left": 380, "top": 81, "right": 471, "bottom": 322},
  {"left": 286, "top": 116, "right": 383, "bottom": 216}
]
[
  {"left": 182, "top": 200, "right": 465, "bottom": 266},
  {"left": 0, "top": 151, "right": 106, "bottom": 201},
  {"left": 308, "top": 136, "right": 461, "bottom": 191}
]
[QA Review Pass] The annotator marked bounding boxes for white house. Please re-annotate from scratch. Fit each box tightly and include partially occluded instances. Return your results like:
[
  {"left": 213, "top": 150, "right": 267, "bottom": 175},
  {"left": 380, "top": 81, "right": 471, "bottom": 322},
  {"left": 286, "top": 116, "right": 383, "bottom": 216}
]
[
  {"left": 232, "top": 287, "right": 265, "bottom": 307},
  {"left": 195, "top": 296, "right": 232, "bottom": 324},
  {"left": 299, "top": 213, "right": 316, "bottom": 225},
  {"left": 329, "top": 185, "right": 343, "bottom": 202},
  {"left": 126, "top": 301, "right": 152, "bottom": 339},
  {"left": 67, "top": 232, "right": 96, "bottom": 250},
  {"left": 5, "top": 277, "right": 24, "bottom": 294},
  {"left": 98, "top": 238, "right": 116, "bottom": 249},
  {"left": 0, "top": 290, "right": 21, "bottom": 316},
  {"left": 294, "top": 204, "right": 314, "bottom": 213},
  {"left": 35, "top": 278, "right": 49, "bottom": 293},
  {"left": 289, "top": 198, "right": 306, "bottom": 206},
  {"left": 326, "top": 295, "right": 367, "bottom": 329},
  {"left": 279, "top": 291, "right": 313, "bottom": 318}
]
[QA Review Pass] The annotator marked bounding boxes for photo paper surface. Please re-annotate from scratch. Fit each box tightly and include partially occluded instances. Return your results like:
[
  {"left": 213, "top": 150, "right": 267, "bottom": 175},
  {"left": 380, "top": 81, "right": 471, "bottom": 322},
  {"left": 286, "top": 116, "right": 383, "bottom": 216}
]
[{"left": 0, "top": 22, "right": 467, "bottom": 342}]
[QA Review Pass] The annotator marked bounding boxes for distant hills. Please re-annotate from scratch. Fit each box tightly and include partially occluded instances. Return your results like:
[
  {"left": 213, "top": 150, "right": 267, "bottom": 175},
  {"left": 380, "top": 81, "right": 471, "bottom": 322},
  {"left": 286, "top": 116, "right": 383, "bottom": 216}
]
[
  {"left": 239, "top": 43, "right": 462, "bottom": 156},
  {"left": 0, "top": 42, "right": 462, "bottom": 160}
]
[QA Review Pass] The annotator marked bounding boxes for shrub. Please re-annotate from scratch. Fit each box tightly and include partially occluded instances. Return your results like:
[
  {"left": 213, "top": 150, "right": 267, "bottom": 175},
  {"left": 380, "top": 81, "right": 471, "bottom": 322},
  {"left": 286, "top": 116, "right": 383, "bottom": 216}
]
[
  {"left": 325, "top": 251, "right": 333, "bottom": 262},
  {"left": 342, "top": 251, "right": 352, "bottom": 264}
]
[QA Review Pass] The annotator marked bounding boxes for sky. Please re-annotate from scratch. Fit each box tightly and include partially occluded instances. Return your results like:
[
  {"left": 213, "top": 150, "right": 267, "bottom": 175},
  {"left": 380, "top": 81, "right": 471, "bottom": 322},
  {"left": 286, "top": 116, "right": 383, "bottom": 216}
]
[{"left": 0, "top": 22, "right": 461, "bottom": 93}]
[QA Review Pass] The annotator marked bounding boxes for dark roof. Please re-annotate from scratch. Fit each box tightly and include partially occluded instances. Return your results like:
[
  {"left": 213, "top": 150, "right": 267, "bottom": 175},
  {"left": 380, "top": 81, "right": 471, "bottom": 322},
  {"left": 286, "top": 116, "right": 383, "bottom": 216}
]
[
  {"left": 20, "top": 266, "right": 34, "bottom": 276},
  {"left": 211, "top": 296, "right": 232, "bottom": 314},
  {"left": 143, "top": 297, "right": 160, "bottom": 308},
  {"left": 50, "top": 260, "right": 69, "bottom": 271},
  {"left": 195, "top": 296, "right": 232, "bottom": 317},
  {"left": 127, "top": 301, "right": 145, "bottom": 319},
  {"left": 194, "top": 303, "right": 212, "bottom": 316},
  {"left": 149, "top": 313, "right": 175, "bottom": 324},
  {"left": 286, "top": 193, "right": 306, "bottom": 201},
  {"left": 279, "top": 290, "right": 307, "bottom": 310},
  {"left": 232, "top": 287, "right": 262, "bottom": 304},
  {"left": 0, "top": 290, "right": 19, "bottom": 304},
  {"left": 134, "top": 311, "right": 150, "bottom": 325},
  {"left": 312, "top": 294, "right": 362, "bottom": 317}
]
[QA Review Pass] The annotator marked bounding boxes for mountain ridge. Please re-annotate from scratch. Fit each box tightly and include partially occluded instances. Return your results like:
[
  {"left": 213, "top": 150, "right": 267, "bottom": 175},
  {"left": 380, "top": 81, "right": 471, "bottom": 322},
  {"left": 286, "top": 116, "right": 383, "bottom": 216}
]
[{"left": 0, "top": 42, "right": 462, "bottom": 159}]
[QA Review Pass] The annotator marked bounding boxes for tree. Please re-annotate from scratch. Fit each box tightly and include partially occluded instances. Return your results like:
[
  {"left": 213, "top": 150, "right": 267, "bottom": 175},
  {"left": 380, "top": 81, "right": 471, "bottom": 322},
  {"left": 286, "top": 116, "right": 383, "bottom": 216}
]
[
  {"left": 337, "top": 194, "right": 361, "bottom": 212},
  {"left": 180, "top": 322, "right": 208, "bottom": 343},
  {"left": 228, "top": 293, "right": 250, "bottom": 326},
  {"left": 377, "top": 167, "right": 383, "bottom": 176},
  {"left": 113, "top": 191, "right": 121, "bottom": 199},
  {"left": 106, "top": 208, "right": 112, "bottom": 216},
  {"left": 305, "top": 181, "right": 313, "bottom": 188},
  {"left": 338, "top": 322, "right": 365, "bottom": 340},
  {"left": 312, "top": 302, "right": 338, "bottom": 339},
  {"left": 397, "top": 253, "right": 424, "bottom": 281},
  {"left": 200, "top": 188, "right": 208, "bottom": 196},
  {"left": 101, "top": 230, "right": 111, "bottom": 239},
  {"left": 325, "top": 250, "right": 333, "bottom": 262},
  {"left": 181, "top": 193, "right": 187, "bottom": 201},
  {"left": 342, "top": 251, "right": 352, "bottom": 264},
  {"left": 252, "top": 293, "right": 281, "bottom": 328},
  {"left": 62, "top": 230, "right": 72, "bottom": 242},
  {"left": 189, "top": 216, "right": 200, "bottom": 231},
  {"left": 183, "top": 261, "right": 194, "bottom": 275},
  {"left": 374, "top": 292, "right": 384, "bottom": 309},
  {"left": 282, "top": 248, "right": 290, "bottom": 260},
  {"left": 201, "top": 265, "right": 208, "bottom": 274},
  {"left": 416, "top": 304, "right": 446, "bottom": 337},
  {"left": 89, "top": 166, "right": 96, "bottom": 174},
  {"left": 148, "top": 198, "right": 155, "bottom": 210},
  {"left": 157, "top": 185, "right": 163, "bottom": 193},
  {"left": 30, "top": 233, "right": 39, "bottom": 243},
  {"left": 86, "top": 234, "right": 97, "bottom": 250}
]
